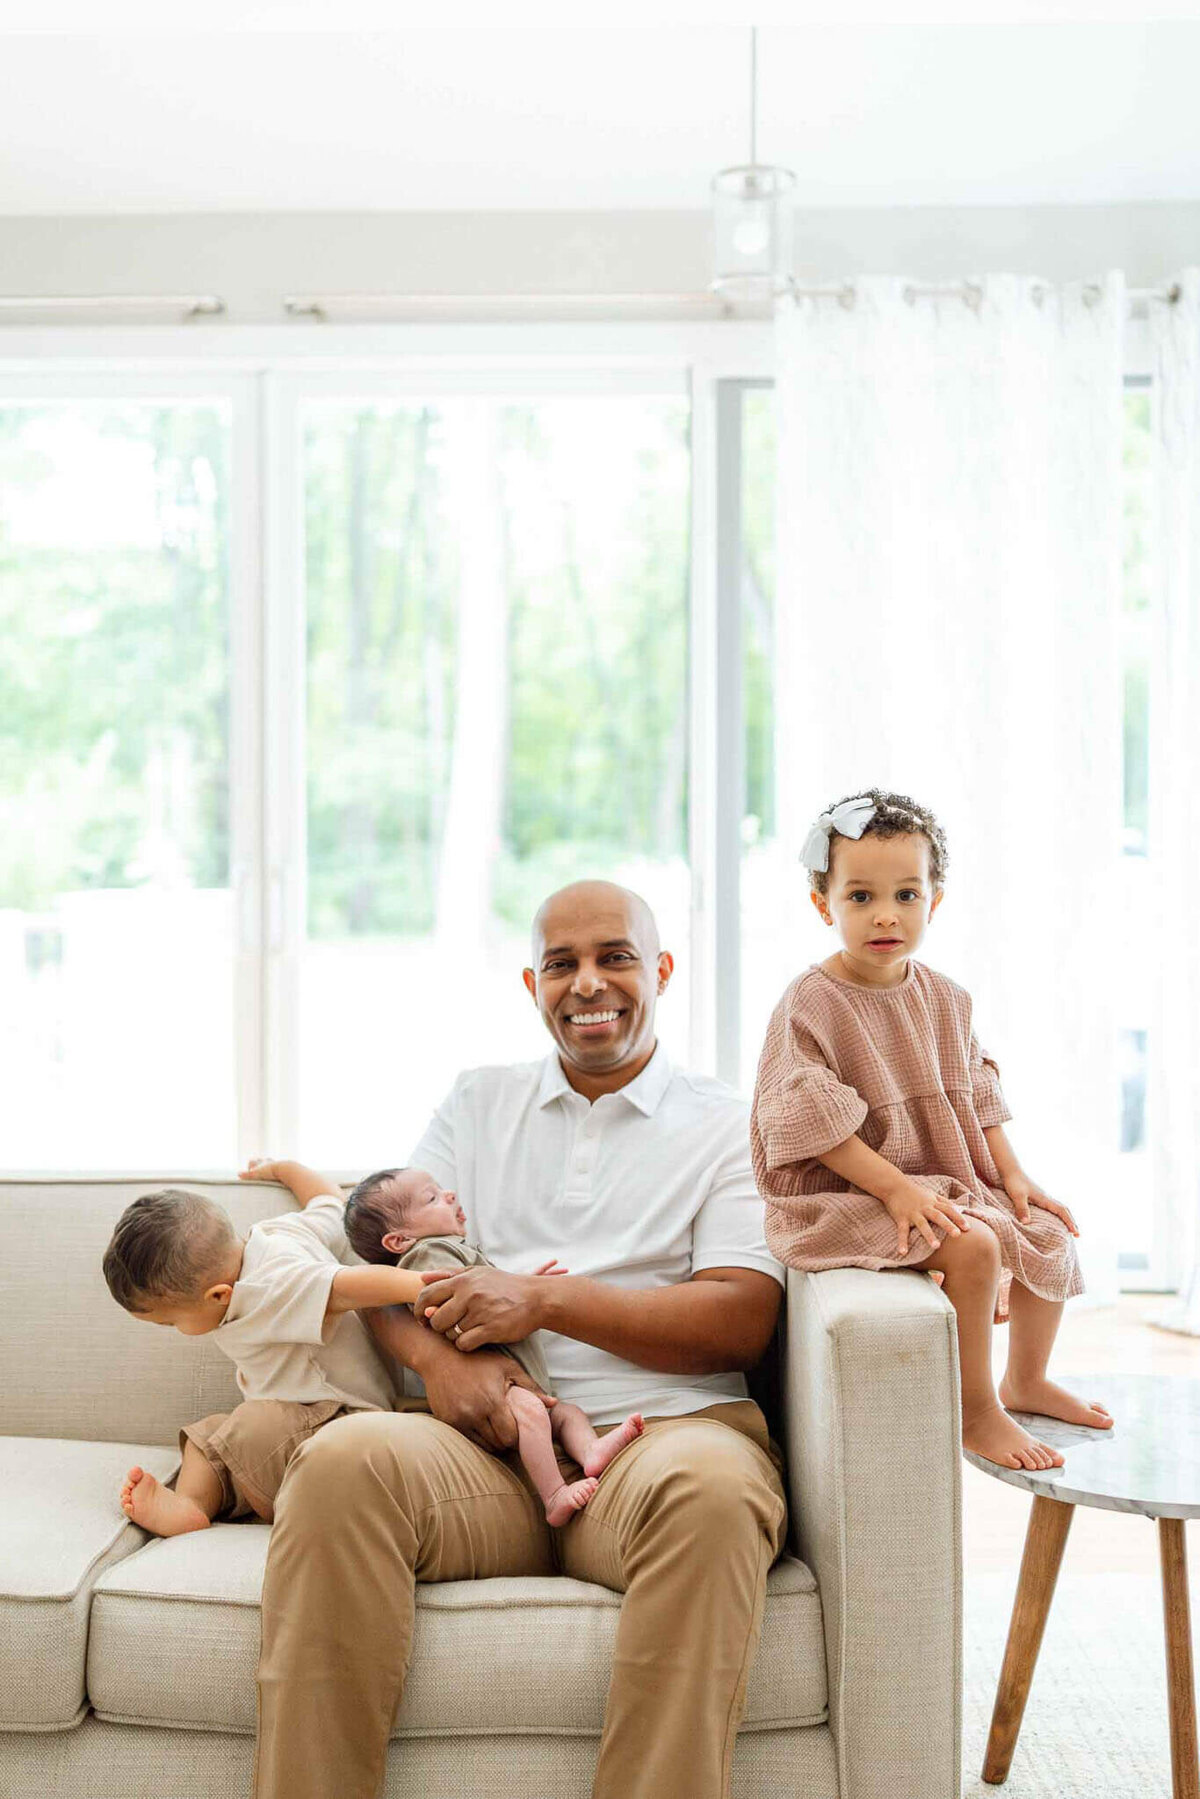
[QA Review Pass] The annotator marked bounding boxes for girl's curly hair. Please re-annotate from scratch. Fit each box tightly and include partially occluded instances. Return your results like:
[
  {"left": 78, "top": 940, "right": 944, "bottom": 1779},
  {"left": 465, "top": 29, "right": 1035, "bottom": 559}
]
[{"left": 808, "top": 788, "right": 948, "bottom": 897}]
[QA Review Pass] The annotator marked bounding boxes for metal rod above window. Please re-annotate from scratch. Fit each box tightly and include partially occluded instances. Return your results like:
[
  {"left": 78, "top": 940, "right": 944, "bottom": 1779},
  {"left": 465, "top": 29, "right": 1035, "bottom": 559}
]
[
  {"left": 0, "top": 295, "right": 225, "bottom": 320},
  {"left": 785, "top": 280, "right": 1180, "bottom": 309},
  {"left": 282, "top": 292, "right": 748, "bottom": 321}
]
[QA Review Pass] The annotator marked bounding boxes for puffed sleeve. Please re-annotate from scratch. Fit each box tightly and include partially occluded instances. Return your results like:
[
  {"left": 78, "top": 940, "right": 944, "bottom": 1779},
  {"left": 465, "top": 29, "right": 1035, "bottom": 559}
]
[
  {"left": 751, "top": 994, "right": 869, "bottom": 1182},
  {"left": 969, "top": 1031, "right": 1012, "bottom": 1129}
]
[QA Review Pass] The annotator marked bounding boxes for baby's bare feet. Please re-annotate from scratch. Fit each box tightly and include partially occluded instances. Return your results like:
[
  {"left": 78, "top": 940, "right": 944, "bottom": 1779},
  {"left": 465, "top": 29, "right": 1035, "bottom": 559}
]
[
  {"left": 120, "top": 1466, "right": 211, "bottom": 1538},
  {"left": 998, "top": 1377, "right": 1114, "bottom": 1431},
  {"left": 544, "top": 1476, "right": 598, "bottom": 1528},
  {"left": 962, "top": 1405, "right": 1064, "bottom": 1472},
  {"left": 583, "top": 1413, "right": 644, "bottom": 1480}
]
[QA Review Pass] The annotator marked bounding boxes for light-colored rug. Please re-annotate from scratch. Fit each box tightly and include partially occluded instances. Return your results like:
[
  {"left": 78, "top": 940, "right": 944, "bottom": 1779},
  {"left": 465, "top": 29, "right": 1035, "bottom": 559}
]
[{"left": 962, "top": 1570, "right": 1191, "bottom": 1798}]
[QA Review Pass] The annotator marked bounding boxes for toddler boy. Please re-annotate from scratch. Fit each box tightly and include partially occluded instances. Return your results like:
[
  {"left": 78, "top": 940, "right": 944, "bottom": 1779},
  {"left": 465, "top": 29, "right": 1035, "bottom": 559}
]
[{"left": 101, "top": 1163, "right": 429, "bottom": 1536}]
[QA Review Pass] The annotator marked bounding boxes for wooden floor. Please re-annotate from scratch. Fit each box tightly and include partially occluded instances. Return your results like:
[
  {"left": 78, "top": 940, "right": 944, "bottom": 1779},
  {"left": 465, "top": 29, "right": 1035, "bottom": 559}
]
[{"left": 966, "top": 1296, "right": 1200, "bottom": 1578}]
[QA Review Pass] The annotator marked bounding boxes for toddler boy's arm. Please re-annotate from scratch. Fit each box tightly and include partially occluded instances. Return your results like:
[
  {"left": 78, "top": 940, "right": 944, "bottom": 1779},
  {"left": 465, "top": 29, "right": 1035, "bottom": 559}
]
[
  {"left": 327, "top": 1264, "right": 438, "bottom": 1317},
  {"left": 240, "top": 1159, "right": 343, "bottom": 1208}
]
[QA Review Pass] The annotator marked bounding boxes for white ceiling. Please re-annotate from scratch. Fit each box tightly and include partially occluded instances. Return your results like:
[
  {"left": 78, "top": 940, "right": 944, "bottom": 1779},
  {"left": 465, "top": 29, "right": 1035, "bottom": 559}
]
[{"left": 1, "top": 23, "right": 1199, "bottom": 215}]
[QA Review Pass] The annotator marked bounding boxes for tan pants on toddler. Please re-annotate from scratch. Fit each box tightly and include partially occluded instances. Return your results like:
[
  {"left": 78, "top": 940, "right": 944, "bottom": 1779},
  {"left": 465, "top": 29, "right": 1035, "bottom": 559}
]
[
  {"left": 182, "top": 1399, "right": 365, "bottom": 1522},
  {"left": 251, "top": 1397, "right": 788, "bottom": 1799}
]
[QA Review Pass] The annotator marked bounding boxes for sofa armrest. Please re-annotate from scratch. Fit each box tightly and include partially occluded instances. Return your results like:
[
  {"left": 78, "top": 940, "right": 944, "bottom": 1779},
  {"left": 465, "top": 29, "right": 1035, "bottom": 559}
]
[{"left": 783, "top": 1266, "right": 962, "bottom": 1799}]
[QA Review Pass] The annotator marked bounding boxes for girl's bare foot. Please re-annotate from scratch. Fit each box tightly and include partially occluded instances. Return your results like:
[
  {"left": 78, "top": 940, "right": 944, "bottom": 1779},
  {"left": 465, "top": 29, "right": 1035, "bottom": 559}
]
[
  {"left": 120, "top": 1466, "right": 211, "bottom": 1537},
  {"left": 962, "top": 1405, "right": 1064, "bottom": 1471},
  {"left": 999, "top": 1377, "right": 1113, "bottom": 1430},
  {"left": 583, "top": 1413, "right": 644, "bottom": 1479},
  {"left": 544, "top": 1476, "right": 598, "bottom": 1528}
]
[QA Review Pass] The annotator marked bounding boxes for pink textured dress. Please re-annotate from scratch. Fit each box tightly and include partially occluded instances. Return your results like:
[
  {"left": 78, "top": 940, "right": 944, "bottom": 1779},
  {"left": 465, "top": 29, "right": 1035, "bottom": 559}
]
[{"left": 750, "top": 959, "right": 1083, "bottom": 1321}]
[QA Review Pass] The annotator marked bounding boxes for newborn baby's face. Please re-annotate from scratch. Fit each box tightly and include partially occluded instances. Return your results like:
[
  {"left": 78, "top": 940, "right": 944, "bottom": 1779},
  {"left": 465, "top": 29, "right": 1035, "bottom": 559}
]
[{"left": 391, "top": 1169, "right": 467, "bottom": 1241}]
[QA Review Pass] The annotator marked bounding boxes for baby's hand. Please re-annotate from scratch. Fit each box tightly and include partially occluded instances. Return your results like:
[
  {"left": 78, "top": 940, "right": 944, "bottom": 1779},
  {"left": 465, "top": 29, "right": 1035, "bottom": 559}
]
[
  {"left": 1003, "top": 1172, "right": 1079, "bottom": 1236},
  {"left": 533, "top": 1259, "right": 570, "bottom": 1277}
]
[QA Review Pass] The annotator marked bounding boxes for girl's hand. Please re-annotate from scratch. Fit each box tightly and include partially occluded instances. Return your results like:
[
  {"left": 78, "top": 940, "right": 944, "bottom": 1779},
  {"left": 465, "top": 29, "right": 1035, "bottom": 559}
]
[
  {"left": 533, "top": 1259, "right": 570, "bottom": 1277},
  {"left": 1004, "top": 1172, "right": 1079, "bottom": 1236},
  {"left": 882, "top": 1181, "right": 969, "bottom": 1258}
]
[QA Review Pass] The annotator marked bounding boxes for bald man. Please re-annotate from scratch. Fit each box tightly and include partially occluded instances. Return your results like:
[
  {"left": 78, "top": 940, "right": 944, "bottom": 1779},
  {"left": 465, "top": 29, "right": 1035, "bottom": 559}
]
[{"left": 253, "top": 882, "right": 787, "bottom": 1799}]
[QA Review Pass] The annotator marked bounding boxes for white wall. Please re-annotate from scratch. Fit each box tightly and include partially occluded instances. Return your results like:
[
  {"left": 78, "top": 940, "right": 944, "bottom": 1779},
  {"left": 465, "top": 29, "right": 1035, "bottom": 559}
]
[{"left": 0, "top": 203, "right": 1196, "bottom": 322}]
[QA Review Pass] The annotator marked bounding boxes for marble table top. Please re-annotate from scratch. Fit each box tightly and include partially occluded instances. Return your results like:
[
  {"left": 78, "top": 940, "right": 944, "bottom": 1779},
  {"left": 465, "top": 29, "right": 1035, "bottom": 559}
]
[{"left": 963, "top": 1373, "right": 1200, "bottom": 1519}]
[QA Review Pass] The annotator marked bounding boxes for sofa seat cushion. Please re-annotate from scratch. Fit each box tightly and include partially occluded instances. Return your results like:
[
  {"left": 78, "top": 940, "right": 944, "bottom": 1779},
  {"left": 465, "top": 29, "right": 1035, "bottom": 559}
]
[
  {"left": 88, "top": 1524, "right": 826, "bottom": 1735},
  {"left": 0, "top": 1437, "right": 180, "bottom": 1730}
]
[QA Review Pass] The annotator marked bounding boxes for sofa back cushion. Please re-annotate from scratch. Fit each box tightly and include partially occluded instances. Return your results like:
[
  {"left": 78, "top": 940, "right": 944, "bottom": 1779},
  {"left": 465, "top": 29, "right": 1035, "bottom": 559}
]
[{"left": 0, "top": 1179, "right": 304, "bottom": 1444}]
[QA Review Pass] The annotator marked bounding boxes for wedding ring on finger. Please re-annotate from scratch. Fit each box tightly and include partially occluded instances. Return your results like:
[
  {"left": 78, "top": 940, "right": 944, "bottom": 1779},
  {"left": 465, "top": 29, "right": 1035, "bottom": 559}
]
[{"left": 451, "top": 1323, "right": 463, "bottom": 1339}]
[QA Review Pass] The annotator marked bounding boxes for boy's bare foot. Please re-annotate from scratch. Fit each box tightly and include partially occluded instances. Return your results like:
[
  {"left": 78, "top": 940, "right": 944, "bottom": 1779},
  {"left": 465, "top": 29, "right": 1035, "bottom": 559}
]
[
  {"left": 120, "top": 1466, "right": 211, "bottom": 1537},
  {"left": 999, "top": 1377, "right": 1114, "bottom": 1430},
  {"left": 962, "top": 1405, "right": 1064, "bottom": 1472},
  {"left": 583, "top": 1413, "right": 644, "bottom": 1479},
  {"left": 544, "top": 1476, "right": 599, "bottom": 1528}
]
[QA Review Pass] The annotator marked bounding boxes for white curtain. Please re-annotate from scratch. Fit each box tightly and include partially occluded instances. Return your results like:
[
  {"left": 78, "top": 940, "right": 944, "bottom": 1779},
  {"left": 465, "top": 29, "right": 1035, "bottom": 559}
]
[
  {"left": 774, "top": 273, "right": 1127, "bottom": 1299},
  {"left": 1148, "top": 270, "right": 1200, "bottom": 1329}
]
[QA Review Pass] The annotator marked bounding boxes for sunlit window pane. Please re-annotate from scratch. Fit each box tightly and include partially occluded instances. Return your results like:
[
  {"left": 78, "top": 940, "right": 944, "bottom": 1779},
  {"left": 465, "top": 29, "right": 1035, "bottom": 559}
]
[
  {"left": 1115, "top": 383, "right": 1154, "bottom": 1269},
  {"left": 300, "top": 396, "right": 690, "bottom": 1166},
  {"left": 739, "top": 387, "right": 790, "bottom": 1099},
  {"left": 0, "top": 401, "right": 234, "bottom": 1169}
]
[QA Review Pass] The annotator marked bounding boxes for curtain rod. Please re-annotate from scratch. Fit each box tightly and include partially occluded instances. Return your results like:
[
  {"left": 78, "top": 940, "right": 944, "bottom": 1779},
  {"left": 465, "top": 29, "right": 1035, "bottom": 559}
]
[
  {"left": 282, "top": 292, "right": 747, "bottom": 319},
  {"left": 282, "top": 281, "right": 1180, "bottom": 321},
  {"left": 786, "top": 279, "right": 1181, "bottom": 309},
  {"left": 0, "top": 283, "right": 1180, "bottom": 323},
  {"left": 0, "top": 294, "right": 225, "bottom": 318}
]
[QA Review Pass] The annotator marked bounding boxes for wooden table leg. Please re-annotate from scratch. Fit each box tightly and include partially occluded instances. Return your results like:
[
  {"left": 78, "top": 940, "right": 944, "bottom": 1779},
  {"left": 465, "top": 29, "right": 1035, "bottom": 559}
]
[
  {"left": 1160, "top": 1518, "right": 1199, "bottom": 1799},
  {"left": 982, "top": 1495, "right": 1075, "bottom": 1784}
]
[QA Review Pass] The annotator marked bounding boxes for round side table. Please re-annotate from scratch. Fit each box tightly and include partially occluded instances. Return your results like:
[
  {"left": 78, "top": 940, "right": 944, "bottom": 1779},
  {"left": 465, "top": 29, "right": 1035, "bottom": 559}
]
[{"left": 966, "top": 1373, "right": 1199, "bottom": 1799}]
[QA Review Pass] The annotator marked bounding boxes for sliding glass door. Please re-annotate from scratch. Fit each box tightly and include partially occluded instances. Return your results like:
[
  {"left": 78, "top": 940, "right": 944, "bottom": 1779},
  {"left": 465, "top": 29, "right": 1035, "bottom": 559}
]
[
  {"left": 0, "top": 381, "right": 250, "bottom": 1169},
  {"left": 284, "top": 382, "right": 692, "bottom": 1165}
]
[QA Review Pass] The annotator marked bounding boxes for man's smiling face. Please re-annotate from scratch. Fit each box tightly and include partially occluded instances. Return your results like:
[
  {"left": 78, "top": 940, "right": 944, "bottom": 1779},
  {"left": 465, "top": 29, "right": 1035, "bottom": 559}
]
[{"left": 523, "top": 881, "right": 673, "bottom": 1096}]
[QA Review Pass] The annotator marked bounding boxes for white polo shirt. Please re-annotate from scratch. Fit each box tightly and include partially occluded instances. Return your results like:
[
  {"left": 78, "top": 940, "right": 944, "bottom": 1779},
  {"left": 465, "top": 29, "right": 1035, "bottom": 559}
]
[{"left": 408, "top": 1046, "right": 784, "bottom": 1427}]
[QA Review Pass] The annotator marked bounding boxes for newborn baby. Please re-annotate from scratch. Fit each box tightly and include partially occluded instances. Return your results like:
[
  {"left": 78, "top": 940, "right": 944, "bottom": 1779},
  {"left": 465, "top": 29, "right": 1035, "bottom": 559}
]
[{"left": 343, "top": 1163, "right": 646, "bottom": 1526}]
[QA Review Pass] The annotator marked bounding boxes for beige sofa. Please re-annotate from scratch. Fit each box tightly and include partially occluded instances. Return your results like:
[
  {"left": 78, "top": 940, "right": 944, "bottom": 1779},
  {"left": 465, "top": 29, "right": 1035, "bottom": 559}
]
[{"left": 0, "top": 1178, "right": 963, "bottom": 1799}]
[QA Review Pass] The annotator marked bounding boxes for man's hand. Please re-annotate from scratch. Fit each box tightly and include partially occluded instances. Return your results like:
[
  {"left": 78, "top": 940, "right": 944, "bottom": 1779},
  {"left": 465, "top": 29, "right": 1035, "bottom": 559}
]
[
  {"left": 420, "top": 1346, "right": 554, "bottom": 1452},
  {"left": 1002, "top": 1171, "right": 1079, "bottom": 1236},
  {"left": 419, "top": 1267, "right": 544, "bottom": 1353}
]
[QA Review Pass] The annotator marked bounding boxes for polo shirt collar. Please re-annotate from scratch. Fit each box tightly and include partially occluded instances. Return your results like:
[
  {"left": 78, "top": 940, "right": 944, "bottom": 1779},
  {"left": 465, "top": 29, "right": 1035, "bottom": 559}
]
[
  {"left": 536, "top": 1054, "right": 575, "bottom": 1108},
  {"left": 535, "top": 1044, "right": 673, "bottom": 1117}
]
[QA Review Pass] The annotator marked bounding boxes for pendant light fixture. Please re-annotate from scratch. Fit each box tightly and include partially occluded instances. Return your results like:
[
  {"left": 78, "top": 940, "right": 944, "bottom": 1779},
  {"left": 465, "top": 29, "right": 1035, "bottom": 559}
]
[{"left": 711, "top": 28, "right": 796, "bottom": 298}]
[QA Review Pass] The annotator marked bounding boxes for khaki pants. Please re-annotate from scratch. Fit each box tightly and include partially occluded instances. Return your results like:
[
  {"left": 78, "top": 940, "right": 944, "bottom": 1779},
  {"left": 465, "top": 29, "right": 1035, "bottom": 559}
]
[
  {"left": 253, "top": 1399, "right": 788, "bottom": 1799},
  {"left": 183, "top": 1399, "right": 360, "bottom": 1522}
]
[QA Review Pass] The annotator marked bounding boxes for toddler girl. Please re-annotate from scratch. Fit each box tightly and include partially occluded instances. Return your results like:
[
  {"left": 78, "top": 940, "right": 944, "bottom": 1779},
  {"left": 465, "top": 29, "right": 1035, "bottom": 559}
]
[{"left": 750, "top": 788, "right": 1113, "bottom": 1471}]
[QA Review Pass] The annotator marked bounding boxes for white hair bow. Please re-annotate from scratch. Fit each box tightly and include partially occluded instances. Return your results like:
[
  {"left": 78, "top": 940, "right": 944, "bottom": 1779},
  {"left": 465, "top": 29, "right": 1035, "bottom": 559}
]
[{"left": 800, "top": 795, "right": 877, "bottom": 873}]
